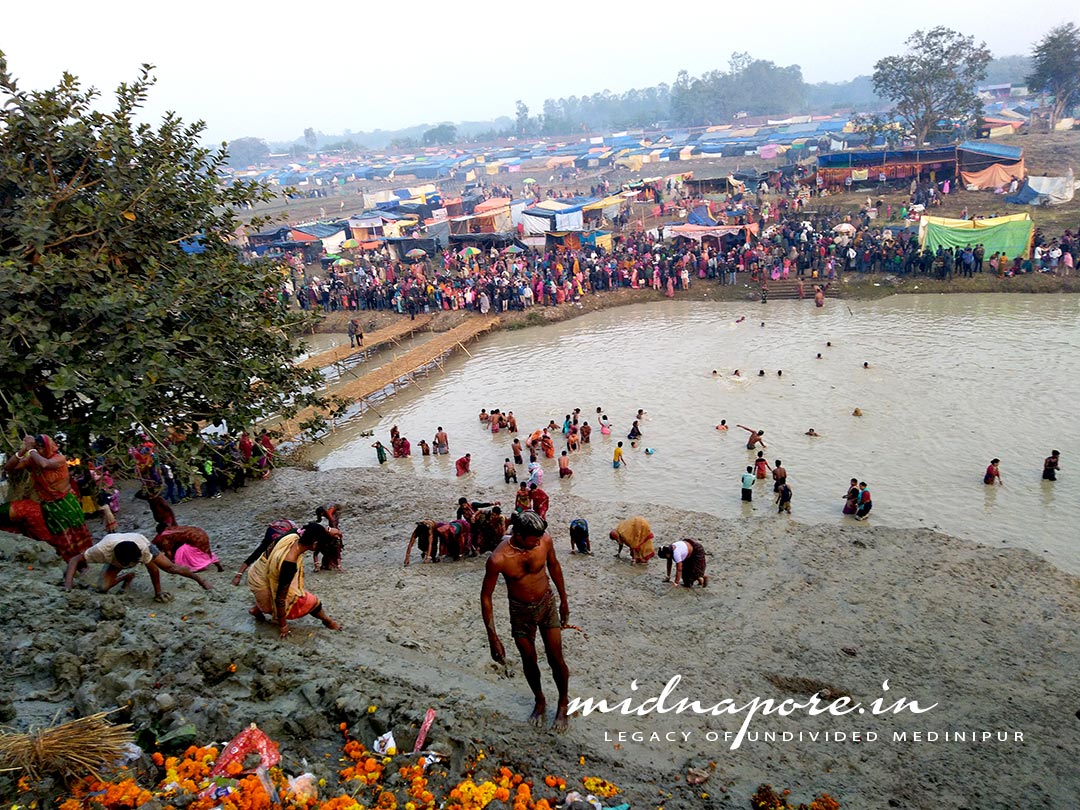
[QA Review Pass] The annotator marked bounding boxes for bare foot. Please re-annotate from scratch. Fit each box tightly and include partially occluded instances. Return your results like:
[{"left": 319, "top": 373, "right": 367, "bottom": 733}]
[
  {"left": 552, "top": 702, "right": 569, "bottom": 733},
  {"left": 528, "top": 697, "right": 547, "bottom": 727},
  {"left": 249, "top": 606, "right": 267, "bottom": 622},
  {"left": 215, "top": 563, "right": 225, "bottom": 572},
  {"left": 701, "top": 575, "right": 709, "bottom": 588},
  {"left": 323, "top": 618, "right": 342, "bottom": 631}
]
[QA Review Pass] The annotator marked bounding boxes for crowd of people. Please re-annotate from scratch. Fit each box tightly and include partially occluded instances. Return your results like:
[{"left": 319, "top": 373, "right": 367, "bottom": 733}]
[{"left": 266, "top": 191, "right": 1077, "bottom": 326}]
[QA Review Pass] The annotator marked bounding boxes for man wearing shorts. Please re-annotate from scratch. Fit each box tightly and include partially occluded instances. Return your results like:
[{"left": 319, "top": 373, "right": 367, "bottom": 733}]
[{"left": 481, "top": 511, "right": 570, "bottom": 731}]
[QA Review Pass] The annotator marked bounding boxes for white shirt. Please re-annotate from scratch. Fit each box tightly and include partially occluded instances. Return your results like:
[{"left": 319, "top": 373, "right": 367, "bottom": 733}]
[
  {"left": 670, "top": 540, "right": 691, "bottom": 564},
  {"left": 83, "top": 533, "right": 154, "bottom": 568}
]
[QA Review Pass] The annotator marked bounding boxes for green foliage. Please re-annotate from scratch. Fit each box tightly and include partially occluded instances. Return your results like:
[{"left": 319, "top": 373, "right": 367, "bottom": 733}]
[
  {"left": 422, "top": 123, "right": 458, "bottom": 146},
  {"left": 1027, "top": 23, "right": 1080, "bottom": 124},
  {"left": 225, "top": 136, "right": 270, "bottom": 168},
  {"left": 872, "top": 27, "right": 992, "bottom": 144},
  {"left": 0, "top": 54, "right": 327, "bottom": 455},
  {"left": 983, "top": 54, "right": 1032, "bottom": 86}
]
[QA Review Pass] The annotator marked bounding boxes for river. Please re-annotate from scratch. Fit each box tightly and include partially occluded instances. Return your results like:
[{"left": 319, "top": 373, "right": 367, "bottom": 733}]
[{"left": 314, "top": 294, "right": 1080, "bottom": 573}]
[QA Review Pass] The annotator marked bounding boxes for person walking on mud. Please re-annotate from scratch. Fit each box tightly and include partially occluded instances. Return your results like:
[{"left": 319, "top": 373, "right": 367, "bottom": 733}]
[{"left": 480, "top": 510, "right": 571, "bottom": 732}]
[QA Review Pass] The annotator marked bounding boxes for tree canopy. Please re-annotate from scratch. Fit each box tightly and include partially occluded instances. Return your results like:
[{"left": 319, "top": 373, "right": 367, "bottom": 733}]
[
  {"left": 0, "top": 54, "right": 327, "bottom": 458},
  {"left": 225, "top": 136, "right": 270, "bottom": 167},
  {"left": 1027, "top": 22, "right": 1080, "bottom": 125},
  {"left": 422, "top": 123, "right": 458, "bottom": 146},
  {"left": 872, "top": 27, "right": 992, "bottom": 144}
]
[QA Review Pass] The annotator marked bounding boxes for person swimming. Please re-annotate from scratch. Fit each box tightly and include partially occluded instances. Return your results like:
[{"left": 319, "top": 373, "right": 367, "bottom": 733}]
[
  {"left": 644, "top": 448, "right": 655, "bottom": 455},
  {"left": 712, "top": 370, "right": 718, "bottom": 376},
  {"left": 852, "top": 408, "right": 863, "bottom": 417},
  {"left": 816, "top": 353, "right": 822, "bottom": 359},
  {"left": 733, "top": 369, "right": 741, "bottom": 377},
  {"left": 758, "top": 369, "right": 766, "bottom": 377},
  {"left": 716, "top": 420, "right": 728, "bottom": 431},
  {"left": 863, "top": 362, "right": 870, "bottom": 369},
  {"left": 777, "top": 370, "right": 782, "bottom": 377},
  {"left": 805, "top": 428, "right": 820, "bottom": 437}
]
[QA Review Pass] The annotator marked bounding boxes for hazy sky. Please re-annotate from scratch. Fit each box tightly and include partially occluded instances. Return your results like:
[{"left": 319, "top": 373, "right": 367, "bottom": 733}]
[{"left": 4, "top": 1, "right": 1077, "bottom": 144}]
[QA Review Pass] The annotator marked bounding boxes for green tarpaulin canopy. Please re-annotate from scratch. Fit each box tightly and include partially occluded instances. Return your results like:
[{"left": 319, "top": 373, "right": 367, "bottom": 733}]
[{"left": 920, "top": 214, "right": 1032, "bottom": 259}]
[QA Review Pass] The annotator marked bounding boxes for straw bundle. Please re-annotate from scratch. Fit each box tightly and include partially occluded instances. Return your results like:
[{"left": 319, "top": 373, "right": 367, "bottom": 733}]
[{"left": 0, "top": 711, "right": 133, "bottom": 781}]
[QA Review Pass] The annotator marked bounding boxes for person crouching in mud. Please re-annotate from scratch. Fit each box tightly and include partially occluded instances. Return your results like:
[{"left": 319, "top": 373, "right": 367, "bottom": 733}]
[{"left": 481, "top": 510, "right": 571, "bottom": 732}]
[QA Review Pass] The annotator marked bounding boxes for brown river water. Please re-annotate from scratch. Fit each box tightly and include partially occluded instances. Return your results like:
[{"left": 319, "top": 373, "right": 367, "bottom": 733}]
[{"left": 311, "top": 294, "right": 1080, "bottom": 573}]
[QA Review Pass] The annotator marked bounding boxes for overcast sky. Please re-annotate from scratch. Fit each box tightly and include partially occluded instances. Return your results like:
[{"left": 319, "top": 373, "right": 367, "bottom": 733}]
[{"left": 4, "top": 1, "right": 1077, "bottom": 144}]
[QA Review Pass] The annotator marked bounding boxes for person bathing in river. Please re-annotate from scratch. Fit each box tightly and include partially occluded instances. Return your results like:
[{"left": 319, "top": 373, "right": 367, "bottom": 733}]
[
  {"left": 984, "top": 458, "right": 1003, "bottom": 486},
  {"left": 558, "top": 451, "right": 573, "bottom": 479},
  {"left": 754, "top": 451, "right": 770, "bottom": 480},
  {"left": 737, "top": 424, "right": 767, "bottom": 450}
]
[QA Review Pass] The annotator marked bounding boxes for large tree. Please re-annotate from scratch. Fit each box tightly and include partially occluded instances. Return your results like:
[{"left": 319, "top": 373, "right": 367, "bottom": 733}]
[
  {"left": 422, "top": 123, "right": 457, "bottom": 146},
  {"left": 0, "top": 55, "right": 328, "bottom": 458},
  {"left": 872, "top": 27, "right": 992, "bottom": 144},
  {"left": 1027, "top": 23, "right": 1080, "bottom": 127},
  {"left": 225, "top": 136, "right": 270, "bottom": 168}
]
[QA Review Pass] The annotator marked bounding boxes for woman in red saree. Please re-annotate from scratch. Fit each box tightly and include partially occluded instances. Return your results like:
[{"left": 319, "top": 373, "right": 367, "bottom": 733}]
[{"left": 1, "top": 434, "right": 93, "bottom": 561}]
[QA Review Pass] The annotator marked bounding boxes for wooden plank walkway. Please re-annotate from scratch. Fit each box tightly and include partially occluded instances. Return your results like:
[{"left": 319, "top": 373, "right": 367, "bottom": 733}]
[
  {"left": 297, "top": 314, "right": 434, "bottom": 371},
  {"left": 276, "top": 315, "right": 501, "bottom": 441}
]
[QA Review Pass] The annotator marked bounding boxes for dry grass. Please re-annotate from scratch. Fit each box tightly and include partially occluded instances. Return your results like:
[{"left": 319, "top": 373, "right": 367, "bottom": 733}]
[{"left": 0, "top": 711, "right": 133, "bottom": 782}]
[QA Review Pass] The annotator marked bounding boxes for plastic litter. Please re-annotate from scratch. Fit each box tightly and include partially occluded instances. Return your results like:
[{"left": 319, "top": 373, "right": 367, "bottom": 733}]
[
  {"left": 373, "top": 731, "right": 396, "bottom": 756},
  {"left": 287, "top": 773, "right": 318, "bottom": 802}
]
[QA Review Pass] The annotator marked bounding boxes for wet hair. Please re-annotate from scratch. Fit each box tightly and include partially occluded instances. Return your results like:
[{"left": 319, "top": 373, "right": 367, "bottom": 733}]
[
  {"left": 1051, "top": 450, "right": 1060, "bottom": 456},
  {"left": 657, "top": 545, "right": 674, "bottom": 559},
  {"left": 458, "top": 497, "right": 468, "bottom": 504},
  {"left": 114, "top": 541, "right": 142, "bottom": 567},
  {"left": 991, "top": 458, "right": 1000, "bottom": 465},
  {"left": 299, "top": 522, "right": 331, "bottom": 548},
  {"left": 746, "top": 466, "right": 753, "bottom": 473},
  {"left": 511, "top": 510, "right": 547, "bottom": 537}
]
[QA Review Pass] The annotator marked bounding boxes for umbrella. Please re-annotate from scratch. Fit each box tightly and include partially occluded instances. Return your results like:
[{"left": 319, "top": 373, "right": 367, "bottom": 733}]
[
  {"left": 522, "top": 178, "right": 537, "bottom": 184},
  {"left": 325, "top": 254, "right": 341, "bottom": 261},
  {"left": 460, "top": 247, "right": 481, "bottom": 257},
  {"left": 340, "top": 238, "right": 359, "bottom": 249},
  {"left": 832, "top": 223, "right": 856, "bottom": 234},
  {"left": 503, "top": 245, "right": 525, "bottom": 254},
  {"left": 333, "top": 258, "right": 354, "bottom": 267},
  {"left": 406, "top": 248, "right": 427, "bottom": 259}
]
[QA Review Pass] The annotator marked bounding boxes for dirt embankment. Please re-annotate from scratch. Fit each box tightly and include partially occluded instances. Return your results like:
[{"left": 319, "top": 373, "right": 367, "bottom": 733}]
[{"left": 3, "top": 467, "right": 1079, "bottom": 808}]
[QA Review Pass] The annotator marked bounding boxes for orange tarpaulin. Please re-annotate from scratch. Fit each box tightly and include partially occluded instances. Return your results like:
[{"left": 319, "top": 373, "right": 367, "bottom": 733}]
[
  {"left": 961, "top": 161, "right": 1025, "bottom": 190},
  {"left": 475, "top": 197, "right": 511, "bottom": 213}
]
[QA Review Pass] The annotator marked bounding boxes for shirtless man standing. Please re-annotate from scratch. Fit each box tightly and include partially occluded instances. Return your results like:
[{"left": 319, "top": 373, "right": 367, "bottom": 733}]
[
  {"left": 481, "top": 511, "right": 571, "bottom": 732},
  {"left": 736, "top": 424, "right": 767, "bottom": 450},
  {"left": 434, "top": 427, "right": 449, "bottom": 455}
]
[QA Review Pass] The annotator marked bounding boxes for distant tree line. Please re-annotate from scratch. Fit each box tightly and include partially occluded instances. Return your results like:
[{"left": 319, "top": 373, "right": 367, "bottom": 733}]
[{"left": 224, "top": 41, "right": 1054, "bottom": 163}]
